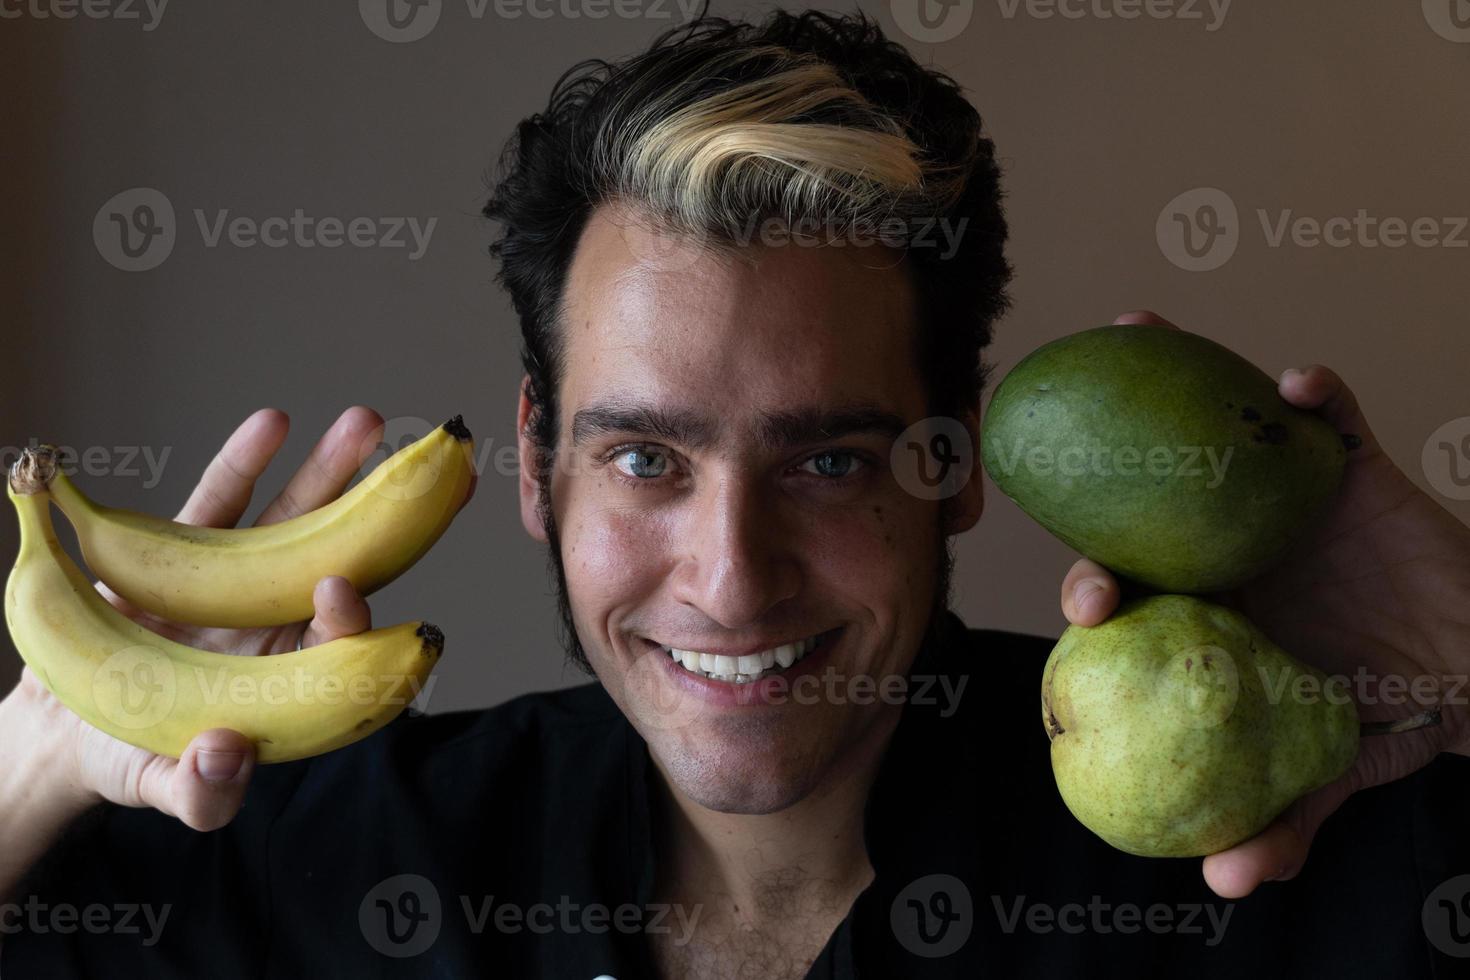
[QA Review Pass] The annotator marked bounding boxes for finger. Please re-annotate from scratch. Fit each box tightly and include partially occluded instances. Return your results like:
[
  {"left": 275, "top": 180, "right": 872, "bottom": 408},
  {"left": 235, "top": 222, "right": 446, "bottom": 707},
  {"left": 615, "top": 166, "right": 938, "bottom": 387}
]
[
  {"left": 139, "top": 729, "right": 257, "bottom": 832},
  {"left": 1112, "top": 310, "right": 1181, "bottom": 330},
  {"left": 1276, "top": 363, "right": 1383, "bottom": 461},
  {"left": 1201, "top": 771, "right": 1355, "bottom": 899},
  {"left": 299, "top": 576, "right": 372, "bottom": 647},
  {"left": 1059, "top": 558, "right": 1121, "bottom": 626},
  {"left": 254, "top": 406, "right": 386, "bottom": 527},
  {"left": 174, "top": 409, "right": 290, "bottom": 528}
]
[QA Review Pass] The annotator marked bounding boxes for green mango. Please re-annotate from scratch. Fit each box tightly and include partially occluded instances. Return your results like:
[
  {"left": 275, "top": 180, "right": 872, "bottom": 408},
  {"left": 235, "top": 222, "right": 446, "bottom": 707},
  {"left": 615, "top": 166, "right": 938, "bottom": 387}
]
[
  {"left": 981, "top": 324, "right": 1347, "bottom": 592},
  {"left": 1042, "top": 594, "right": 1359, "bottom": 857}
]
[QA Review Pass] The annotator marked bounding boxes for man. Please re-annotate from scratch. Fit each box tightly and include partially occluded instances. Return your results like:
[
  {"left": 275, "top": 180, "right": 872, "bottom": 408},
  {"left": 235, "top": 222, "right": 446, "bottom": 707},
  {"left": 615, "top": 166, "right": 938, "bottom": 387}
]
[{"left": 3, "top": 8, "right": 1468, "bottom": 978}]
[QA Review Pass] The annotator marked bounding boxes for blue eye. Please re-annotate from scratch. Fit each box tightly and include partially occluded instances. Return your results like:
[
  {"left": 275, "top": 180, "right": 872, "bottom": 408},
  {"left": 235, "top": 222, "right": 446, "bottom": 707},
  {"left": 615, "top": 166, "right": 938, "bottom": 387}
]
[
  {"left": 614, "top": 447, "right": 669, "bottom": 479},
  {"left": 605, "top": 446, "right": 864, "bottom": 485},
  {"left": 802, "top": 451, "right": 861, "bottom": 479}
]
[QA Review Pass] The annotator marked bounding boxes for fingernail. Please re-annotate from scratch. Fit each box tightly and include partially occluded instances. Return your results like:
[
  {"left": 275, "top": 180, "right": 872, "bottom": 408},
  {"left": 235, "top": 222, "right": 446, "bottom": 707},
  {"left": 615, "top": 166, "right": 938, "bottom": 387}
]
[
  {"left": 1074, "top": 580, "right": 1103, "bottom": 610},
  {"left": 197, "top": 750, "right": 245, "bottom": 783},
  {"left": 1280, "top": 367, "right": 1302, "bottom": 382}
]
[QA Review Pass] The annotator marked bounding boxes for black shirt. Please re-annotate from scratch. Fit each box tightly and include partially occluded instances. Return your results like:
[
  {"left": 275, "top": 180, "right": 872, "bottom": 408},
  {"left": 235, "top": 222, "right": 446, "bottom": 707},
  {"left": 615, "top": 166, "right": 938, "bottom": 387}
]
[{"left": 5, "top": 609, "right": 1468, "bottom": 978}]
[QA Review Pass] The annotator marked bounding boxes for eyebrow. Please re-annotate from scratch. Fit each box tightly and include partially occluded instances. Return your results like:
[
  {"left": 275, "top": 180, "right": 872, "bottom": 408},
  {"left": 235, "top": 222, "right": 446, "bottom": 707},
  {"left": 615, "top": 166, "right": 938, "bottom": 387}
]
[{"left": 570, "top": 401, "right": 908, "bottom": 453}]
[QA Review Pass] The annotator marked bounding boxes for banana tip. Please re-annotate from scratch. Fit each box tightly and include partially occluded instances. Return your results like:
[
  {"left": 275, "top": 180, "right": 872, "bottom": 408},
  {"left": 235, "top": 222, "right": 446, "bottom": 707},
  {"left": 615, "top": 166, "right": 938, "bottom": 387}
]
[
  {"left": 8, "top": 446, "right": 59, "bottom": 495},
  {"left": 442, "top": 416, "right": 471, "bottom": 442},
  {"left": 416, "top": 622, "right": 445, "bottom": 656}
]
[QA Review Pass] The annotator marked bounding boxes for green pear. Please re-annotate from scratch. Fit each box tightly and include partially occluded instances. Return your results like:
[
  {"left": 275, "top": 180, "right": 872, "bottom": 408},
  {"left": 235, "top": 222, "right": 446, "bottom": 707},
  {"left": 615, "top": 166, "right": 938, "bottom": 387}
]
[{"left": 1042, "top": 594, "right": 1359, "bottom": 857}]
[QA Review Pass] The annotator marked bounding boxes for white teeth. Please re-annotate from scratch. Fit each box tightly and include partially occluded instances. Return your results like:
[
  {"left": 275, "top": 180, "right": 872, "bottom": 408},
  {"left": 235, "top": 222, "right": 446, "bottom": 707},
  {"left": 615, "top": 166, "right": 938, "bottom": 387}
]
[{"left": 664, "top": 632, "right": 826, "bottom": 684}]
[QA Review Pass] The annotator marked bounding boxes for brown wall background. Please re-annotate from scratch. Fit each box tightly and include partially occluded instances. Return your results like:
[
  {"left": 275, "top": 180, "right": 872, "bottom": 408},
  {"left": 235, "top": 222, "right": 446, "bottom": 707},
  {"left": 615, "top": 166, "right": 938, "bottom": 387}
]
[{"left": 4, "top": 1, "right": 1468, "bottom": 711}]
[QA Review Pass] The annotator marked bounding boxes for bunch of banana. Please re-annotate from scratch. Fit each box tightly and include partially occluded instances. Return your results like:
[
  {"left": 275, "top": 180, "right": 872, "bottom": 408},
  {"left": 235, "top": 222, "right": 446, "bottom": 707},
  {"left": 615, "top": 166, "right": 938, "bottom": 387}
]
[
  {"left": 46, "top": 415, "right": 476, "bottom": 627},
  {"left": 4, "top": 417, "right": 474, "bottom": 763}
]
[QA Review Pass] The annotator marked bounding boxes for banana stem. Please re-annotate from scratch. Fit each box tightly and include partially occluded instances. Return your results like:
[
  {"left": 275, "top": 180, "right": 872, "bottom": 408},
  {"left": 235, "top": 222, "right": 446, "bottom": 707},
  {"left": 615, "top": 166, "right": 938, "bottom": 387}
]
[
  {"left": 8, "top": 446, "right": 59, "bottom": 496},
  {"left": 1359, "top": 707, "right": 1442, "bottom": 736}
]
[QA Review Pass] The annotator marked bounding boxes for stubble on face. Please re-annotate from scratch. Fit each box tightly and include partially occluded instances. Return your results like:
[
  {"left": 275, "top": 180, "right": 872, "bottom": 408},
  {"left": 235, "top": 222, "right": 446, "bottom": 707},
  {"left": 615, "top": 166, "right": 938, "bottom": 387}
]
[{"left": 524, "top": 204, "right": 964, "bottom": 815}]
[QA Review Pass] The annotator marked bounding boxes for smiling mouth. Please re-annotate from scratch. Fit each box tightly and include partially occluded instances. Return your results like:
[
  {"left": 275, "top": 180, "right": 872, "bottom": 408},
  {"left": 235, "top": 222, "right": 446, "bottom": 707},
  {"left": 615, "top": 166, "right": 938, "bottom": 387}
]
[{"left": 654, "top": 629, "right": 838, "bottom": 684}]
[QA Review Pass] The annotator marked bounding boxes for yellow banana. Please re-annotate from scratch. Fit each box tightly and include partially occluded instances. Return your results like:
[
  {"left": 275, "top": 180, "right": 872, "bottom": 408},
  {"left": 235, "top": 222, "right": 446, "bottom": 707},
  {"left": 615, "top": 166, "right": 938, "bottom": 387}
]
[
  {"left": 38, "top": 416, "right": 475, "bottom": 628},
  {"left": 5, "top": 475, "right": 445, "bottom": 763}
]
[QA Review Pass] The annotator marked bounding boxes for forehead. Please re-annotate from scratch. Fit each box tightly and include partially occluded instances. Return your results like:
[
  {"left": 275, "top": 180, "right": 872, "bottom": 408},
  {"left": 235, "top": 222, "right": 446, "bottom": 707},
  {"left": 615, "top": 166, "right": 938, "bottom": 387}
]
[{"left": 558, "top": 204, "right": 925, "bottom": 431}]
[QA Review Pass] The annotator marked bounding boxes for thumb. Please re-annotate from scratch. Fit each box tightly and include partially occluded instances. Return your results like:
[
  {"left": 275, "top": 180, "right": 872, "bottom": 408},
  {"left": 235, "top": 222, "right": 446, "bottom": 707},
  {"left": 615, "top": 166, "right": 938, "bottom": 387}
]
[
  {"left": 1201, "top": 769, "right": 1357, "bottom": 898},
  {"left": 299, "top": 575, "right": 372, "bottom": 648},
  {"left": 137, "top": 728, "right": 257, "bottom": 832}
]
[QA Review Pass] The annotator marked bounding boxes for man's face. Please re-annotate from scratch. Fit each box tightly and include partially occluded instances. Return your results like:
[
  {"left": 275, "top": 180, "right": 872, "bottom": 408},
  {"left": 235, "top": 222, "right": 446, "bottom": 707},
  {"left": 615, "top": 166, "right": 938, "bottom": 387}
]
[{"left": 518, "top": 204, "right": 981, "bottom": 815}]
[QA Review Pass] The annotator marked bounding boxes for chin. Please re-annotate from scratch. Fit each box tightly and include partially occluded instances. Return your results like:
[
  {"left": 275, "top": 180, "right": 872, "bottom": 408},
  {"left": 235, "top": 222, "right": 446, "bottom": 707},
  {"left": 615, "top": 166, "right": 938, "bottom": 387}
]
[{"left": 652, "top": 724, "right": 824, "bottom": 815}]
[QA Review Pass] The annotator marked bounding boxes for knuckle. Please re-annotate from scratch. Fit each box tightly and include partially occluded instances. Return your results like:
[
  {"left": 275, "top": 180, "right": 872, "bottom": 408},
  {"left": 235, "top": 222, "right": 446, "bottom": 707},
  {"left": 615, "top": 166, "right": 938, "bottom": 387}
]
[{"left": 274, "top": 484, "right": 306, "bottom": 521}]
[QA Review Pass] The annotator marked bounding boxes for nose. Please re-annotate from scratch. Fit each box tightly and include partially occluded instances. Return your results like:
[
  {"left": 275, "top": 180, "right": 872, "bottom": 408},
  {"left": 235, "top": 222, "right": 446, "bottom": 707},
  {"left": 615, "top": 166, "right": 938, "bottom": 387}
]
[{"left": 670, "top": 471, "right": 801, "bottom": 629}]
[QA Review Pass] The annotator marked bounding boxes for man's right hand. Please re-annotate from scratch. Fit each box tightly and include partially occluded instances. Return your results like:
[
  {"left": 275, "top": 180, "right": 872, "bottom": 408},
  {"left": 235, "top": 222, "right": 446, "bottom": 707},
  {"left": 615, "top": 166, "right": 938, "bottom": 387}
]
[{"left": 0, "top": 406, "right": 386, "bottom": 891}]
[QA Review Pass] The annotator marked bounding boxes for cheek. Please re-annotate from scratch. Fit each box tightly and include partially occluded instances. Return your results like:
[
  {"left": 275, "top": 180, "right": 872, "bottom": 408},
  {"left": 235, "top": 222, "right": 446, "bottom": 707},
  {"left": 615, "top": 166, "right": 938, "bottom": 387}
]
[
  {"left": 561, "top": 504, "right": 674, "bottom": 601},
  {"left": 792, "top": 496, "right": 933, "bottom": 595}
]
